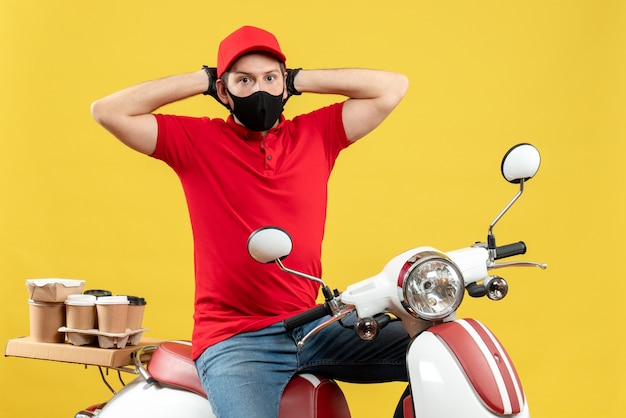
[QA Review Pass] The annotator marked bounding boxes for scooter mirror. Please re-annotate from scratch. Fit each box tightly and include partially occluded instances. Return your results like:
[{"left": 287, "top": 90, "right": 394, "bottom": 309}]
[
  {"left": 247, "top": 227, "right": 293, "bottom": 264},
  {"left": 500, "top": 143, "right": 541, "bottom": 184}
]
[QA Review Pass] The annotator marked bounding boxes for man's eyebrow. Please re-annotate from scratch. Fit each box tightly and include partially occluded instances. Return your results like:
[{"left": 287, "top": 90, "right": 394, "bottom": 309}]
[{"left": 231, "top": 68, "right": 281, "bottom": 77}]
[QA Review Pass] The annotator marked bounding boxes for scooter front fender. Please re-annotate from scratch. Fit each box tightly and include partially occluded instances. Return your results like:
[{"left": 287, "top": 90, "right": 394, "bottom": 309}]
[
  {"left": 97, "top": 375, "right": 215, "bottom": 418},
  {"left": 407, "top": 318, "right": 529, "bottom": 418}
]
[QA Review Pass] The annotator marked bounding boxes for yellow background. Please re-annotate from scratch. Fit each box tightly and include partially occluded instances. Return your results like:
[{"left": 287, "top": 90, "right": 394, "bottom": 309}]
[{"left": 1, "top": 1, "right": 625, "bottom": 417}]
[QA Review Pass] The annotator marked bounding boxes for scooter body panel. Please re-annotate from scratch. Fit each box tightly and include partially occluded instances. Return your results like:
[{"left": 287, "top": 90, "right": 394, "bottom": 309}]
[
  {"left": 407, "top": 318, "right": 529, "bottom": 418},
  {"left": 96, "top": 375, "right": 215, "bottom": 418}
]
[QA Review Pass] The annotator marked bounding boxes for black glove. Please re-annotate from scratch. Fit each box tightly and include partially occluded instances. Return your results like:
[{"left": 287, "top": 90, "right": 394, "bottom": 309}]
[
  {"left": 284, "top": 68, "right": 302, "bottom": 103},
  {"left": 202, "top": 65, "right": 225, "bottom": 106}
]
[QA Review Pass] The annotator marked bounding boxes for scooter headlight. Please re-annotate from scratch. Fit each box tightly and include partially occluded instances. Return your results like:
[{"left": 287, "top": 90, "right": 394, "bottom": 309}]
[{"left": 398, "top": 251, "right": 464, "bottom": 321}]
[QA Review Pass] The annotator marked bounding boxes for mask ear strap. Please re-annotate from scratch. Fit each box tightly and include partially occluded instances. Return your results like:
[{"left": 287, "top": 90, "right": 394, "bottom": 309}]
[{"left": 223, "top": 88, "right": 233, "bottom": 111}]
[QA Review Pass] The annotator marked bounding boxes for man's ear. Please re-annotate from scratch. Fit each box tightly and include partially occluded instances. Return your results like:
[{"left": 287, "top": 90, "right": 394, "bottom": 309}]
[{"left": 216, "top": 80, "right": 230, "bottom": 107}]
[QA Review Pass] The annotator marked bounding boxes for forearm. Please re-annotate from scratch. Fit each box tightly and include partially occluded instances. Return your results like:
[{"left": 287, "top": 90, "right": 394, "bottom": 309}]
[
  {"left": 293, "top": 68, "right": 408, "bottom": 102},
  {"left": 91, "top": 70, "right": 208, "bottom": 120}
]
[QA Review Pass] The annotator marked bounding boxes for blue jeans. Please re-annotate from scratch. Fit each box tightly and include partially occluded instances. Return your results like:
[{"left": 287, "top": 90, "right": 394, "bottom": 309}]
[{"left": 195, "top": 316, "right": 410, "bottom": 418}]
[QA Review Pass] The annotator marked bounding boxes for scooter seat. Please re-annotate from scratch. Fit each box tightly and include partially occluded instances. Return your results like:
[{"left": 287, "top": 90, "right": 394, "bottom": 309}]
[
  {"left": 278, "top": 374, "right": 351, "bottom": 418},
  {"left": 147, "top": 341, "right": 351, "bottom": 418},
  {"left": 147, "top": 340, "right": 206, "bottom": 397}
]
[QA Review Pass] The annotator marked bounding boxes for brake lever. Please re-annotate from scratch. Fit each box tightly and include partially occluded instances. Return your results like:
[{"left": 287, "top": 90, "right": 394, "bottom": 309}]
[
  {"left": 297, "top": 305, "right": 355, "bottom": 348},
  {"left": 489, "top": 261, "right": 547, "bottom": 269}
]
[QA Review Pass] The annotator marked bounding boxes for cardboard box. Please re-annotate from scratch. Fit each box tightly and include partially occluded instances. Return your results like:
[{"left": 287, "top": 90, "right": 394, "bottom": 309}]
[
  {"left": 26, "top": 279, "right": 86, "bottom": 303},
  {"left": 5, "top": 336, "right": 164, "bottom": 368}
]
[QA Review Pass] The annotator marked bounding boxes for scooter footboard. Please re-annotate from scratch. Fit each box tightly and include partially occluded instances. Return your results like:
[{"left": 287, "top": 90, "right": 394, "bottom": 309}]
[{"left": 406, "top": 318, "right": 529, "bottom": 417}]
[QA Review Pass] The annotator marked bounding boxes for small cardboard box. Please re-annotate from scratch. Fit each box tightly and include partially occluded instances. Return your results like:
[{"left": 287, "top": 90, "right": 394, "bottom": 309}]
[
  {"left": 5, "top": 336, "right": 163, "bottom": 368},
  {"left": 26, "top": 279, "right": 85, "bottom": 303}
]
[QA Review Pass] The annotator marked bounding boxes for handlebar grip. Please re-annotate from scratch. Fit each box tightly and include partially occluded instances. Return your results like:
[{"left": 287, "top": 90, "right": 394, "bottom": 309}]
[
  {"left": 494, "top": 241, "right": 527, "bottom": 260},
  {"left": 283, "top": 304, "right": 330, "bottom": 331}
]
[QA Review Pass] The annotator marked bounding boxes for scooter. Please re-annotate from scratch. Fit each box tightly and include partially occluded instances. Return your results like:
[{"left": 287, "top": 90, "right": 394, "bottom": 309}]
[{"left": 76, "top": 143, "right": 545, "bottom": 418}]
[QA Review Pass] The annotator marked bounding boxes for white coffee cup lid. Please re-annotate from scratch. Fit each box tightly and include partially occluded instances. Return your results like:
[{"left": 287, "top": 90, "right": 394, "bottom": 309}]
[
  {"left": 65, "top": 294, "right": 97, "bottom": 306},
  {"left": 95, "top": 295, "right": 129, "bottom": 305}
]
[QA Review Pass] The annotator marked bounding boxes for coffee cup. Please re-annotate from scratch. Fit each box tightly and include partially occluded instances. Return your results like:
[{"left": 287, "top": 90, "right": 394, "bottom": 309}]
[
  {"left": 83, "top": 289, "right": 112, "bottom": 328},
  {"left": 96, "top": 296, "right": 129, "bottom": 334},
  {"left": 65, "top": 294, "right": 97, "bottom": 330},
  {"left": 125, "top": 296, "right": 147, "bottom": 330},
  {"left": 29, "top": 300, "right": 65, "bottom": 343}
]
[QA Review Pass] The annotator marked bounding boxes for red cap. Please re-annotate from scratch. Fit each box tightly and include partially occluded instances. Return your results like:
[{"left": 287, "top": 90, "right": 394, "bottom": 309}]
[{"left": 217, "top": 26, "right": 286, "bottom": 78}]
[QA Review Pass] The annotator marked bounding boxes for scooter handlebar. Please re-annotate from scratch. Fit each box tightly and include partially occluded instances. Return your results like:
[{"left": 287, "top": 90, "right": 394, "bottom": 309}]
[
  {"left": 283, "top": 304, "right": 330, "bottom": 331},
  {"left": 494, "top": 241, "right": 526, "bottom": 260}
]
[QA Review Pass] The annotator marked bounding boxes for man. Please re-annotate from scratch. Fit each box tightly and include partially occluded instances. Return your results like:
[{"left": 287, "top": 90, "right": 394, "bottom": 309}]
[{"left": 92, "top": 25, "right": 410, "bottom": 418}]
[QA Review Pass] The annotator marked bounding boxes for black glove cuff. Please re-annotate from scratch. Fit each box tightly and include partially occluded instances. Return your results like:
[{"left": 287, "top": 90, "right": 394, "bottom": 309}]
[
  {"left": 286, "top": 68, "right": 302, "bottom": 96},
  {"left": 202, "top": 65, "right": 215, "bottom": 96}
]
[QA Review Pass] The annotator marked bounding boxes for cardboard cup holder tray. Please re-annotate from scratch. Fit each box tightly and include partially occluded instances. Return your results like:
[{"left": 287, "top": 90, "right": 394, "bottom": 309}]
[{"left": 58, "top": 327, "right": 149, "bottom": 349}]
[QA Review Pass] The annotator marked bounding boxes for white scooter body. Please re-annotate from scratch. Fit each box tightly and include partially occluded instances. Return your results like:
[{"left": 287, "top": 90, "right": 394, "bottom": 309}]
[
  {"left": 406, "top": 319, "right": 529, "bottom": 418},
  {"left": 94, "top": 319, "right": 529, "bottom": 418},
  {"left": 93, "top": 318, "right": 529, "bottom": 418},
  {"left": 96, "top": 376, "right": 214, "bottom": 417}
]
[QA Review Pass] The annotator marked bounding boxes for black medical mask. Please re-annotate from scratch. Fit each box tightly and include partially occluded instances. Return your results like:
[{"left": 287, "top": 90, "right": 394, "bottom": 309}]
[{"left": 227, "top": 89, "right": 284, "bottom": 132}]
